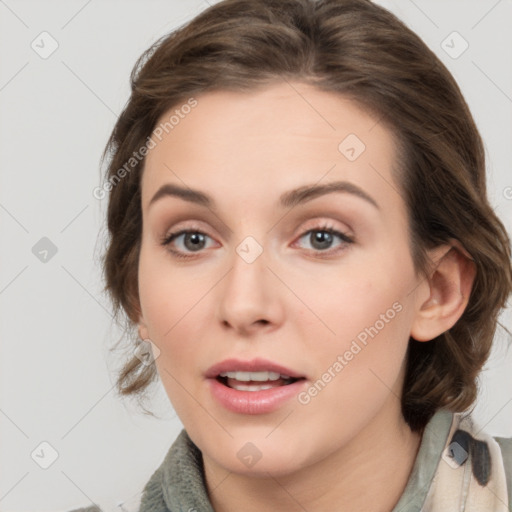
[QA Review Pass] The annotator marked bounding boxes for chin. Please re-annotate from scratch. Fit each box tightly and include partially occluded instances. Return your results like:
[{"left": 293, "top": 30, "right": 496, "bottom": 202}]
[{"left": 198, "top": 429, "right": 314, "bottom": 477}]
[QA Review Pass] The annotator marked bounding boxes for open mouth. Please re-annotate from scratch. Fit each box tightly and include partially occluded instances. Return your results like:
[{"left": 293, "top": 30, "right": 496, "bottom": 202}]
[{"left": 216, "top": 371, "right": 304, "bottom": 392}]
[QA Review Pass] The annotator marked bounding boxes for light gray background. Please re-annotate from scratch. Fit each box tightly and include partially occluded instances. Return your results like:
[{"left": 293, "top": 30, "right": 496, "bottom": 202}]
[{"left": 1, "top": 1, "right": 511, "bottom": 511}]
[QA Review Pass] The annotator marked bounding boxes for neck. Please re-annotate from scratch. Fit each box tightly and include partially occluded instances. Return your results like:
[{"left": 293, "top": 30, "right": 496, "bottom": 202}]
[{"left": 203, "top": 402, "right": 422, "bottom": 512}]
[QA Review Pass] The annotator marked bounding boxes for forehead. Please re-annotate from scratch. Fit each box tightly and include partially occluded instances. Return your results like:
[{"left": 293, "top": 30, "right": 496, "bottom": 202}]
[{"left": 141, "top": 82, "right": 400, "bottom": 211}]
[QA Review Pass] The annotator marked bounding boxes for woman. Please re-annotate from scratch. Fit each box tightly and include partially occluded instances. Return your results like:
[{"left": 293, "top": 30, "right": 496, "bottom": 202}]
[{"left": 88, "top": 0, "right": 512, "bottom": 510}]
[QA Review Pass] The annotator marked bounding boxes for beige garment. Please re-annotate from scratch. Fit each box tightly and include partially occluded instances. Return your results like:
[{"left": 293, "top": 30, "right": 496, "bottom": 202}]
[{"left": 422, "top": 412, "right": 510, "bottom": 511}]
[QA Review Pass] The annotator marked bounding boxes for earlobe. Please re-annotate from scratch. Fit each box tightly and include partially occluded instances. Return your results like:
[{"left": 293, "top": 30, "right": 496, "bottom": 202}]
[
  {"left": 410, "top": 241, "right": 476, "bottom": 342},
  {"left": 138, "top": 319, "right": 149, "bottom": 340}
]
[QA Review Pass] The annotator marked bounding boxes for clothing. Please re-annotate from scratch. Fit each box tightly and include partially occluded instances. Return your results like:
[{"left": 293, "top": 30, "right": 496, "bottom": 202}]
[{"left": 70, "top": 409, "right": 512, "bottom": 512}]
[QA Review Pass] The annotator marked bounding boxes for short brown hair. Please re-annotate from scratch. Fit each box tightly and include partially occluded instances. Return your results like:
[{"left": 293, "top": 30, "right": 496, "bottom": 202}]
[{"left": 100, "top": 0, "right": 512, "bottom": 431}]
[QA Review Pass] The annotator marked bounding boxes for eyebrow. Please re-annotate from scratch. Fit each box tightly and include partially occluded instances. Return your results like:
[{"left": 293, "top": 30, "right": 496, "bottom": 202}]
[{"left": 148, "top": 180, "right": 379, "bottom": 210}]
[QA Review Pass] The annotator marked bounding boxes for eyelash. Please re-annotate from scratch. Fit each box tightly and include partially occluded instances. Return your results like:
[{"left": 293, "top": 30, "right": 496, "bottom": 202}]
[{"left": 159, "top": 222, "right": 355, "bottom": 260}]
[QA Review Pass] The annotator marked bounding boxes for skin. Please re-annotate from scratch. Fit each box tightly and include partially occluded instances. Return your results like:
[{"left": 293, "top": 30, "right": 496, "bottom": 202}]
[{"left": 137, "top": 81, "right": 475, "bottom": 512}]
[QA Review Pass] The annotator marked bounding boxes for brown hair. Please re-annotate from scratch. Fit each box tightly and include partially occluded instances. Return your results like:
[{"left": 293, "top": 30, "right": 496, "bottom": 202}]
[{"left": 100, "top": 0, "right": 512, "bottom": 431}]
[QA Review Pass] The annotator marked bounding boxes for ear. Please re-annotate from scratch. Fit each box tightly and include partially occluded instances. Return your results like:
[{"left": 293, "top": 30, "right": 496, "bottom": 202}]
[
  {"left": 138, "top": 316, "right": 150, "bottom": 341},
  {"left": 410, "top": 240, "right": 476, "bottom": 342}
]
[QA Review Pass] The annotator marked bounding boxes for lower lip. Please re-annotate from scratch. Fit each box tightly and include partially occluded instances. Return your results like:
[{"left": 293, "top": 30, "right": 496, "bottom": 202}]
[{"left": 207, "top": 378, "right": 307, "bottom": 414}]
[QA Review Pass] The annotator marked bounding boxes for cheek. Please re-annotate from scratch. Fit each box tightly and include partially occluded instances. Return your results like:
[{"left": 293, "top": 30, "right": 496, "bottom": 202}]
[
  {"left": 138, "top": 256, "right": 204, "bottom": 420},
  {"left": 291, "top": 290, "right": 412, "bottom": 450},
  {"left": 137, "top": 245, "right": 215, "bottom": 386},
  {"left": 138, "top": 243, "right": 208, "bottom": 336},
  {"left": 299, "top": 284, "right": 410, "bottom": 397},
  {"left": 291, "top": 241, "right": 414, "bottom": 348},
  {"left": 291, "top": 245, "right": 415, "bottom": 404}
]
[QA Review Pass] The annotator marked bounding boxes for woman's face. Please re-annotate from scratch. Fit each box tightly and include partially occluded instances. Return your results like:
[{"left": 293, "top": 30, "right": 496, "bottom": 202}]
[{"left": 138, "top": 82, "right": 427, "bottom": 476}]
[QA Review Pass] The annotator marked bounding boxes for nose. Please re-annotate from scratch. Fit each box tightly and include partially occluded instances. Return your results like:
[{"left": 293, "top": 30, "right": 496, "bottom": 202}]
[{"left": 215, "top": 243, "right": 284, "bottom": 336}]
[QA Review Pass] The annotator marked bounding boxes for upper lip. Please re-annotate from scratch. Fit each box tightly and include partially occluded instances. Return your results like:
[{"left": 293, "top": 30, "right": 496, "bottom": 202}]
[{"left": 205, "top": 358, "right": 306, "bottom": 379}]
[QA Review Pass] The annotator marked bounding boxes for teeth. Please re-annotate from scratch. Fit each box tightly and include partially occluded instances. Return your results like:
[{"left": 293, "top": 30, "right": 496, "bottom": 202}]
[
  {"left": 219, "top": 371, "right": 282, "bottom": 381},
  {"left": 230, "top": 383, "right": 275, "bottom": 392}
]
